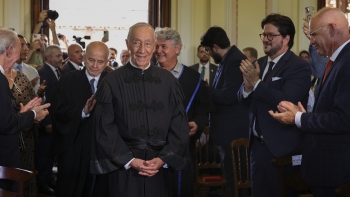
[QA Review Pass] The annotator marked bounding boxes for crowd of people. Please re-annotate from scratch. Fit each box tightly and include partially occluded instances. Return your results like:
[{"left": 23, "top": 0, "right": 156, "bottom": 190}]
[{"left": 0, "top": 6, "right": 349, "bottom": 197}]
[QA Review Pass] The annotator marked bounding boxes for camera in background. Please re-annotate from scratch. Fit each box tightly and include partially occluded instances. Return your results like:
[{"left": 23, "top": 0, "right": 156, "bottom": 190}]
[
  {"left": 73, "top": 35, "right": 91, "bottom": 49},
  {"left": 47, "top": 10, "right": 59, "bottom": 20}
]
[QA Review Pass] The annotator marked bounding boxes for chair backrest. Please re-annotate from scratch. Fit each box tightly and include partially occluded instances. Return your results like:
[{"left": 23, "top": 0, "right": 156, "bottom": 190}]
[
  {"left": 231, "top": 138, "right": 251, "bottom": 197},
  {"left": 0, "top": 166, "right": 33, "bottom": 197},
  {"left": 196, "top": 126, "right": 221, "bottom": 171},
  {"left": 271, "top": 156, "right": 310, "bottom": 197}
]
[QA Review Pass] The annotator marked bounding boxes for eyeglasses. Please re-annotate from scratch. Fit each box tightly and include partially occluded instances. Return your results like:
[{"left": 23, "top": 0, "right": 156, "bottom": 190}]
[
  {"left": 259, "top": 33, "right": 281, "bottom": 41},
  {"left": 310, "top": 24, "right": 329, "bottom": 41}
]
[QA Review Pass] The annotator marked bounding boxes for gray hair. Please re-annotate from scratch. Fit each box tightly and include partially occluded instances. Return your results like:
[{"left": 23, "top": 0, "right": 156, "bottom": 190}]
[
  {"left": 0, "top": 27, "right": 18, "bottom": 55},
  {"left": 127, "top": 22, "right": 154, "bottom": 41},
  {"left": 154, "top": 27, "right": 182, "bottom": 51},
  {"left": 43, "top": 45, "right": 61, "bottom": 59}
]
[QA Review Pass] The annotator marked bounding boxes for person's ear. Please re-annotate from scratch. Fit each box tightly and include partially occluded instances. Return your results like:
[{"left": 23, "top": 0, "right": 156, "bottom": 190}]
[{"left": 328, "top": 23, "right": 336, "bottom": 37}]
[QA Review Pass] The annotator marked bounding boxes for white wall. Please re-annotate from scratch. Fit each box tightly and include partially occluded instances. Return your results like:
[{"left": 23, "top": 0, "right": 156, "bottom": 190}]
[{"left": 0, "top": 0, "right": 32, "bottom": 40}]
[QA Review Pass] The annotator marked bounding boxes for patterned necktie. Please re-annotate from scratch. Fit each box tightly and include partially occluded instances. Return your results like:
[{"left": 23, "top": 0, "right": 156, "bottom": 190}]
[
  {"left": 201, "top": 66, "right": 205, "bottom": 80},
  {"left": 322, "top": 60, "right": 333, "bottom": 85},
  {"left": 55, "top": 68, "right": 61, "bottom": 79},
  {"left": 263, "top": 61, "right": 275, "bottom": 82},
  {"left": 90, "top": 78, "right": 95, "bottom": 94}
]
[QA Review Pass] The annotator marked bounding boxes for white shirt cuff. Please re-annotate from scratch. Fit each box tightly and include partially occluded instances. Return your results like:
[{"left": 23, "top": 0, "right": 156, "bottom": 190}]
[
  {"left": 242, "top": 87, "right": 252, "bottom": 98},
  {"left": 295, "top": 112, "right": 303, "bottom": 128},
  {"left": 82, "top": 109, "right": 90, "bottom": 118},
  {"left": 31, "top": 110, "right": 36, "bottom": 119},
  {"left": 124, "top": 158, "right": 135, "bottom": 170},
  {"left": 253, "top": 79, "right": 261, "bottom": 90}
]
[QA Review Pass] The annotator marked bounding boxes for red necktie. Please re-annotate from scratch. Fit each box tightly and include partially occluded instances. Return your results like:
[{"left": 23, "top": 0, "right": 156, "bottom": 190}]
[{"left": 322, "top": 60, "right": 333, "bottom": 85}]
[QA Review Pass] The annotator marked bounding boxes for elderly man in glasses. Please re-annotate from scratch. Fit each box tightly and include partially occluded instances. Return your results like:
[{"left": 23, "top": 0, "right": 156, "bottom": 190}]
[
  {"left": 238, "top": 13, "right": 311, "bottom": 196},
  {"left": 270, "top": 8, "right": 350, "bottom": 197}
]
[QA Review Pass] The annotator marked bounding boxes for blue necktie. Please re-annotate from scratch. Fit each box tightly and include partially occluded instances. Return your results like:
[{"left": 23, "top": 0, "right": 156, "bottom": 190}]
[
  {"left": 212, "top": 64, "right": 222, "bottom": 87},
  {"left": 17, "top": 64, "right": 23, "bottom": 72},
  {"left": 90, "top": 78, "right": 95, "bottom": 94}
]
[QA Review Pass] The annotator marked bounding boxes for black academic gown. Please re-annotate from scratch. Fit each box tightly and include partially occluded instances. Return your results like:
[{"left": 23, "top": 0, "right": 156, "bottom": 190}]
[
  {"left": 168, "top": 65, "right": 214, "bottom": 197},
  {"left": 90, "top": 63, "right": 190, "bottom": 197},
  {"left": 52, "top": 68, "right": 107, "bottom": 197}
]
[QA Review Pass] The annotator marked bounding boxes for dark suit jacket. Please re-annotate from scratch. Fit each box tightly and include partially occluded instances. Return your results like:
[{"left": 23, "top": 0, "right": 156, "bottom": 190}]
[
  {"left": 51, "top": 69, "right": 107, "bottom": 196},
  {"left": 52, "top": 69, "right": 107, "bottom": 153},
  {"left": 189, "top": 63, "right": 217, "bottom": 87},
  {"left": 61, "top": 61, "right": 79, "bottom": 75},
  {"left": 38, "top": 64, "right": 60, "bottom": 127},
  {"left": 239, "top": 50, "right": 311, "bottom": 157},
  {"left": 0, "top": 72, "right": 34, "bottom": 168},
  {"left": 301, "top": 42, "right": 350, "bottom": 187},
  {"left": 210, "top": 45, "right": 249, "bottom": 146}
]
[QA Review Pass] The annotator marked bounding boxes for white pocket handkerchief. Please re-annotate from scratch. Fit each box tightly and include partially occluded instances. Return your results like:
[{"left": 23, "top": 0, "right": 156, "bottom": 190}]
[{"left": 272, "top": 77, "right": 282, "bottom": 81}]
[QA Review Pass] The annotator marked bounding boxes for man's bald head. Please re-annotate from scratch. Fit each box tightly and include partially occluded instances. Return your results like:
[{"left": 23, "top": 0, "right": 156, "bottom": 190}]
[
  {"left": 67, "top": 43, "right": 83, "bottom": 64},
  {"left": 309, "top": 7, "right": 349, "bottom": 57},
  {"left": 84, "top": 41, "right": 109, "bottom": 77}
]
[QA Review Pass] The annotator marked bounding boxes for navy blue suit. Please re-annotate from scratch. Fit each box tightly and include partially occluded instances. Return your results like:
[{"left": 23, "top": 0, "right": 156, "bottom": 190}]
[
  {"left": 210, "top": 46, "right": 249, "bottom": 197},
  {"left": 301, "top": 42, "right": 350, "bottom": 190},
  {"left": 239, "top": 50, "right": 311, "bottom": 196},
  {"left": 37, "top": 63, "right": 60, "bottom": 188},
  {"left": 0, "top": 71, "right": 34, "bottom": 191}
]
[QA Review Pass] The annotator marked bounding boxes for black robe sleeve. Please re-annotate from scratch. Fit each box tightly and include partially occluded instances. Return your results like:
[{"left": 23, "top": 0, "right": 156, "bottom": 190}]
[
  {"left": 90, "top": 79, "right": 134, "bottom": 174},
  {"left": 158, "top": 80, "right": 190, "bottom": 170}
]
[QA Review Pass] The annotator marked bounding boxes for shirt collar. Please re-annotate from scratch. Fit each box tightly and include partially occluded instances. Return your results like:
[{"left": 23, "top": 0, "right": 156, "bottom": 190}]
[
  {"left": 85, "top": 69, "right": 101, "bottom": 82},
  {"left": 0, "top": 65, "right": 4, "bottom": 74},
  {"left": 172, "top": 62, "right": 183, "bottom": 74},
  {"left": 46, "top": 63, "right": 58, "bottom": 72},
  {"left": 199, "top": 62, "right": 209, "bottom": 69},
  {"left": 14, "top": 62, "right": 23, "bottom": 70},
  {"left": 329, "top": 39, "right": 350, "bottom": 61},
  {"left": 267, "top": 51, "right": 287, "bottom": 64},
  {"left": 69, "top": 60, "right": 81, "bottom": 70},
  {"left": 129, "top": 60, "right": 151, "bottom": 70}
]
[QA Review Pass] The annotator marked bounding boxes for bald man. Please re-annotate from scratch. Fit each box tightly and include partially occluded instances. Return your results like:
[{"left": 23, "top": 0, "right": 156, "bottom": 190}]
[
  {"left": 119, "top": 49, "right": 131, "bottom": 66},
  {"left": 270, "top": 7, "right": 350, "bottom": 196},
  {"left": 61, "top": 43, "right": 84, "bottom": 75},
  {"left": 52, "top": 41, "right": 108, "bottom": 197}
]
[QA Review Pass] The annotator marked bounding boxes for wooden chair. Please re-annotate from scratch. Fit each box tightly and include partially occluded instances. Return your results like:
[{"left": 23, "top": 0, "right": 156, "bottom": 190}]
[
  {"left": 272, "top": 156, "right": 350, "bottom": 197},
  {"left": 271, "top": 156, "right": 311, "bottom": 197},
  {"left": 195, "top": 126, "right": 226, "bottom": 197},
  {"left": 0, "top": 166, "right": 33, "bottom": 197},
  {"left": 230, "top": 138, "right": 251, "bottom": 197}
]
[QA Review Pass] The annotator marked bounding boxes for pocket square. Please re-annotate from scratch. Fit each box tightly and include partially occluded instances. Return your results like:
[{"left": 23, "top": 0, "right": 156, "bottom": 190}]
[{"left": 272, "top": 77, "right": 282, "bottom": 81}]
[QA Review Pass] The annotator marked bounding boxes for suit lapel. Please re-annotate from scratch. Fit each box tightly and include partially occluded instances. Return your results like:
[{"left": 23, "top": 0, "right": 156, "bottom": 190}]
[
  {"left": 264, "top": 50, "right": 292, "bottom": 83},
  {"left": 259, "top": 58, "right": 268, "bottom": 79}
]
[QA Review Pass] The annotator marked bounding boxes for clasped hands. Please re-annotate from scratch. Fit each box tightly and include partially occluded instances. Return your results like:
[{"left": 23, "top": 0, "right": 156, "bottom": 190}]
[
  {"left": 130, "top": 158, "right": 164, "bottom": 177},
  {"left": 239, "top": 60, "right": 260, "bottom": 92},
  {"left": 269, "top": 101, "right": 306, "bottom": 124}
]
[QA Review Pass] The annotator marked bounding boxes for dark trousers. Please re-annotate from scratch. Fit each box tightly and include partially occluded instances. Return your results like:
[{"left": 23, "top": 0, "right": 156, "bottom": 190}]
[
  {"left": 36, "top": 131, "right": 54, "bottom": 187},
  {"left": 217, "top": 144, "right": 234, "bottom": 197},
  {"left": 250, "top": 137, "right": 280, "bottom": 197},
  {"left": 310, "top": 186, "right": 336, "bottom": 197}
]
